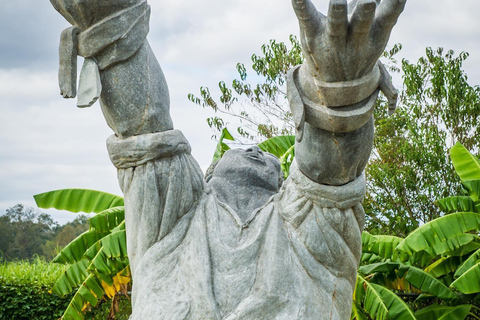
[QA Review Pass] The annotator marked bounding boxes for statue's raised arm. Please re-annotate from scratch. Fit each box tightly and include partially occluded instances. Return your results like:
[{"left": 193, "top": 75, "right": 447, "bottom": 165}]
[
  {"left": 288, "top": 0, "right": 405, "bottom": 185},
  {"left": 50, "top": 0, "right": 205, "bottom": 278}
]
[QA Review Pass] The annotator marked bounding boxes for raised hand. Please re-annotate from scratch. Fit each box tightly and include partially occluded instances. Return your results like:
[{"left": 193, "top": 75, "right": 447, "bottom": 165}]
[{"left": 292, "top": 0, "right": 406, "bottom": 83}]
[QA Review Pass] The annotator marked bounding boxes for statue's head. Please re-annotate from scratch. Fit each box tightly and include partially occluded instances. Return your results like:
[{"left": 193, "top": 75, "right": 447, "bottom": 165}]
[{"left": 206, "top": 146, "right": 283, "bottom": 192}]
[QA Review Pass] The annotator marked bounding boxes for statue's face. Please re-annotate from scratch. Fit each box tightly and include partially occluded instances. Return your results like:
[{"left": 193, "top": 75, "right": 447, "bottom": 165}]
[{"left": 211, "top": 146, "right": 282, "bottom": 192}]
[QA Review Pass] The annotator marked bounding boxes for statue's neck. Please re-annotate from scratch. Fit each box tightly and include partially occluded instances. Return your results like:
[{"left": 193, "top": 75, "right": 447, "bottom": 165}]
[{"left": 208, "top": 177, "right": 276, "bottom": 224}]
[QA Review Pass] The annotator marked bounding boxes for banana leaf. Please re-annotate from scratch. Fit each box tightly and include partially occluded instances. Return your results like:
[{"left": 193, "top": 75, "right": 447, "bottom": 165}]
[
  {"left": 450, "top": 142, "right": 480, "bottom": 181},
  {"left": 397, "top": 265, "right": 458, "bottom": 301},
  {"left": 258, "top": 135, "right": 295, "bottom": 177},
  {"left": 362, "top": 232, "right": 403, "bottom": 260},
  {"left": 414, "top": 304, "right": 471, "bottom": 320},
  {"left": 437, "top": 196, "right": 476, "bottom": 214},
  {"left": 455, "top": 248, "right": 480, "bottom": 277},
  {"left": 53, "top": 230, "right": 107, "bottom": 264},
  {"left": 359, "top": 262, "right": 400, "bottom": 275},
  {"left": 89, "top": 206, "right": 125, "bottom": 233},
  {"left": 52, "top": 259, "right": 89, "bottom": 297},
  {"left": 463, "top": 180, "right": 480, "bottom": 202},
  {"left": 34, "top": 188, "right": 124, "bottom": 213},
  {"left": 361, "top": 253, "right": 383, "bottom": 264},
  {"left": 425, "top": 256, "right": 463, "bottom": 278},
  {"left": 444, "top": 237, "right": 480, "bottom": 257},
  {"left": 395, "top": 212, "right": 480, "bottom": 257},
  {"left": 451, "top": 261, "right": 480, "bottom": 294},
  {"left": 60, "top": 274, "right": 104, "bottom": 320},
  {"left": 351, "top": 302, "right": 368, "bottom": 320},
  {"left": 356, "top": 274, "right": 416, "bottom": 320},
  {"left": 212, "top": 128, "right": 234, "bottom": 162}
]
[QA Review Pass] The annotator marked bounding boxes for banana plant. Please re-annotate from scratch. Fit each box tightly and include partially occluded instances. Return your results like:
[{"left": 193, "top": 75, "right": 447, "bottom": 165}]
[
  {"left": 352, "top": 143, "right": 480, "bottom": 320},
  {"left": 34, "top": 189, "right": 128, "bottom": 320},
  {"left": 41, "top": 138, "right": 480, "bottom": 320}
]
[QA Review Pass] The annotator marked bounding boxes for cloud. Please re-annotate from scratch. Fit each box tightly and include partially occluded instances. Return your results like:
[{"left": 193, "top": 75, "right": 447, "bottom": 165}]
[{"left": 1, "top": 0, "right": 480, "bottom": 224}]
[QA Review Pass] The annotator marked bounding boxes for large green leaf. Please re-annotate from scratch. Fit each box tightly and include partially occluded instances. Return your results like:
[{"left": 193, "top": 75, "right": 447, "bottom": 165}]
[
  {"left": 89, "top": 206, "right": 125, "bottom": 233},
  {"left": 258, "top": 135, "right": 295, "bottom": 177},
  {"left": 425, "top": 257, "right": 463, "bottom": 278},
  {"left": 463, "top": 180, "right": 480, "bottom": 202},
  {"left": 455, "top": 248, "right": 480, "bottom": 277},
  {"left": 414, "top": 304, "right": 471, "bottom": 320},
  {"left": 356, "top": 275, "right": 416, "bottom": 320},
  {"left": 437, "top": 196, "right": 476, "bottom": 213},
  {"left": 450, "top": 142, "right": 480, "bottom": 181},
  {"left": 52, "top": 260, "right": 89, "bottom": 297},
  {"left": 84, "top": 222, "right": 125, "bottom": 261},
  {"left": 53, "top": 230, "right": 107, "bottom": 264},
  {"left": 361, "top": 253, "right": 383, "bottom": 264},
  {"left": 34, "top": 189, "right": 124, "bottom": 213},
  {"left": 60, "top": 274, "right": 105, "bottom": 320},
  {"left": 369, "top": 283, "right": 417, "bottom": 320},
  {"left": 395, "top": 212, "right": 480, "bottom": 257},
  {"left": 398, "top": 265, "right": 458, "bottom": 301},
  {"left": 101, "top": 229, "right": 128, "bottom": 260},
  {"left": 212, "top": 128, "right": 234, "bottom": 162},
  {"left": 451, "top": 262, "right": 480, "bottom": 294},
  {"left": 87, "top": 230, "right": 128, "bottom": 278},
  {"left": 444, "top": 236, "right": 480, "bottom": 257},
  {"left": 362, "top": 232, "right": 403, "bottom": 260}
]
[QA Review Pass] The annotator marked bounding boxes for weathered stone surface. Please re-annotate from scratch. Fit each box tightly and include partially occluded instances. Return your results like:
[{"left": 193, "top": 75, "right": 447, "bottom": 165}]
[{"left": 49, "top": 0, "right": 406, "bottom": 319}]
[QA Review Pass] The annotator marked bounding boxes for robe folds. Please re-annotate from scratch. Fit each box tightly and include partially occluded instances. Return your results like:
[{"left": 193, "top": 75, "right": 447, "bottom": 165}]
[{"left": 107, "top": 130, "right": 365, "bottom": 320}]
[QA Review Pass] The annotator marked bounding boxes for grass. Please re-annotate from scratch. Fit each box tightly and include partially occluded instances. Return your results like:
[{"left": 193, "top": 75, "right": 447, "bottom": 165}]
[{"left": 0, "top": 256, "right": 67, "bottom": 288}]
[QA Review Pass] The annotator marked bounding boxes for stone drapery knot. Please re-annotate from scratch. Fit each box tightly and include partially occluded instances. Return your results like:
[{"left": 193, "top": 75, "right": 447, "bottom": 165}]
[
  {"left": 54, "top": 1, "right": 151, "bottom": 108},
  {"left": 106, "top": 130, "right": 192, "bottom": 169}
]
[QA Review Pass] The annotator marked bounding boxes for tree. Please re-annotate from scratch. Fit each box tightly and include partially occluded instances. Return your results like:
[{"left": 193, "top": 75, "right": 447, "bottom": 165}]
[
  {"left": 366, "top": 48, "right": 480, "bottom": 236},
  {"left": 42, "top": 215, "right": 90, "bottom": 260},
  {"left": 0, "top": 204, "right": 58, "bottom": 260},
  {"left": 188, "top": 35, "right": 302, "bottom": 142},
  {"left": 189, "top": 38, "right": 480, "bottom": 237}
]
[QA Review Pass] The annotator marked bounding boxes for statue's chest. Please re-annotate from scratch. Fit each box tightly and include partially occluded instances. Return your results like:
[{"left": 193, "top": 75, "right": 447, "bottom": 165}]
[{"left": 205, "top": 201, "right": 274, "bottom": 315}]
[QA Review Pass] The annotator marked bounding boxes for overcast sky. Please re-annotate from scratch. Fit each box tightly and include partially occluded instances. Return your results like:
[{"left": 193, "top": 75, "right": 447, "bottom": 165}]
[{"left": 1, "top": 0, "right": 479, "bottom": 224}]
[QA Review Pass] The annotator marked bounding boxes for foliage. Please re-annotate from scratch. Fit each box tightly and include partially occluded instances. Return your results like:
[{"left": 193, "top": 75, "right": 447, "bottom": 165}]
[
  {"left": 188, "top": 35, "right": 302, "bottom": 142},
  {"left": 0, "top": 256, "right": 67, "bottom": 287},
  {"left": 0, "top": 204, "right": 58, "bottom": 261},
  {"left": 34, "top": 189, "right": 130, "bottom": 320},
  {"left": 366, "top": 47, "right": 480, "bottom": 237},
  {"left": 0, "top": 204, "right": 90, "bottom": 261},
  {"left": 352, "top": 143, "right": 480, "bottom": 320},
  {"left": 0, "top": 257, "right": 73, "bottom": 320}
]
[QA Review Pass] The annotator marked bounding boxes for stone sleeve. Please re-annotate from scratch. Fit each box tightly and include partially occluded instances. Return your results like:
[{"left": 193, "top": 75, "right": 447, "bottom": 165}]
[
  {"left": 107, "top": 130, "right": 205, "bottom": 276},
  {"left": 277, "top": 161, "right": 365, "bottom": 284}
]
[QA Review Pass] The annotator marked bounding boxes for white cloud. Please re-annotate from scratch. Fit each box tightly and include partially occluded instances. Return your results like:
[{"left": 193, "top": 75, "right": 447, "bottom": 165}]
[{"left": 1, "top": 0, "right": 479, "bottom": 223}]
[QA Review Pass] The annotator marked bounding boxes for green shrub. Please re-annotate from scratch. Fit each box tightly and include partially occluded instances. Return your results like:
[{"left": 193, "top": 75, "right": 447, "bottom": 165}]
[{"left": 0, "top": 257, "right": 73, "bottom": 320}]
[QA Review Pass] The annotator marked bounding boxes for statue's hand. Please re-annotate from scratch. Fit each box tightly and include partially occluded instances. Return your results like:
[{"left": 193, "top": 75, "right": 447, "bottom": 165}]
[{"left": 292, "top": 0, "right": 406, "bottom": 83}]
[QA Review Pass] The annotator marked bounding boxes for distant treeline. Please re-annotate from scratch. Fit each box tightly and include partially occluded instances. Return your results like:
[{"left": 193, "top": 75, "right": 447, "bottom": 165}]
[{"left": 0, "top": 204, "right": 88, "bottom": 261}]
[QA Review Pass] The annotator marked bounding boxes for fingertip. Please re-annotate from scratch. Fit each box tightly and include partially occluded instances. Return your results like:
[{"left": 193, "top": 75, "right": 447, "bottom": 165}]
[{"left": 359, "top": 0, "right": 377, "bottom": 11}]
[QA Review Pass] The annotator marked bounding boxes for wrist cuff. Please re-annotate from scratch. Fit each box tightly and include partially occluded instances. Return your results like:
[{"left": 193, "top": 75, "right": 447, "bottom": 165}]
[{"left": 313, "top": 62, "right": 381, "bottom": 107}]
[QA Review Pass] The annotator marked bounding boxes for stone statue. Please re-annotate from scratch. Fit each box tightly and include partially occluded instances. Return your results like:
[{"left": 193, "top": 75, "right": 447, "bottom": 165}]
[{"left": 50, "top": 0, "right": 406, "bottom": 319}]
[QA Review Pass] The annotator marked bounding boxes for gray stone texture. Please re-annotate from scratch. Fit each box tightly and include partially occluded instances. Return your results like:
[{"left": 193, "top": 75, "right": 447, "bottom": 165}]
[{"left": 50, "top": 0, "right": 406, "bottom": 319}]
